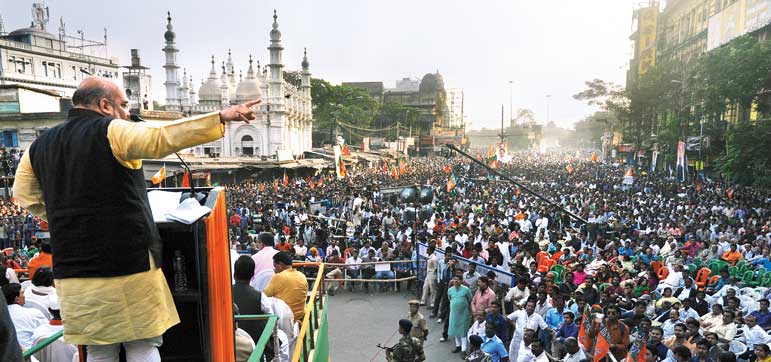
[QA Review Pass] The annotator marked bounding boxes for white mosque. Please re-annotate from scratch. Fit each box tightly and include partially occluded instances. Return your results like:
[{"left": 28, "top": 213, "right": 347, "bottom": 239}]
[{"left": 161, "top": 10, "right": 313, "bottom": 158}]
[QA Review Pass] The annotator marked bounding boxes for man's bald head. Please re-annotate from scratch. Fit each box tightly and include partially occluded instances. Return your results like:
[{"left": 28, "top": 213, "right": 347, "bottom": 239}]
[{"left": 72, "top": 76, "right": 129, "bottom": 120}]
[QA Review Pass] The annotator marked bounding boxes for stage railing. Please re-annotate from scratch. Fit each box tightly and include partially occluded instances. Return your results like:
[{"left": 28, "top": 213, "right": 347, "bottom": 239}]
[
  {"left": 22, "top": 330, "right": 63, "bottom": 362},
  {"left": 234, "top": 314, "right": 280, "bottom": 362},
  {"left": 291, "top": 262, "right": 329, "bottom": 362}
]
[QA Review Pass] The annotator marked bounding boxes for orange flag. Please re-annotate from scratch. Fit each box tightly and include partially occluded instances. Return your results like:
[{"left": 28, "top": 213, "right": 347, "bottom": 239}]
[
  {"left": 338, "top": 158, "right": 348, "bottom": 178},
  {"left": 446, "top": 174, "right": 456, "bottom": 192},
  {"left": 151, "top": 165, "right": 166, "bottom": 185},
  {"left": 283, "top": 171, "right": 289, "bottom": 187},
  {"left": 273, "top": 179, "right": 279, "bottom": 193},
  {"left": 181, "top": 172, "right": 190, "bottom": 188},
  {"left": 578, "top": 307, "right": 593, "bottom": 351},
  {"left": 318, "top": 177, "right": 324, "bottom": 188},
  {"left": 443, "top": 164, "right": 451, "bottom": 174},
  {"left": 390, "top": 164, "right": 399, "bottom": 180},
  {"left": 259, "top": 183, "right": 266, "bottom": 192},
  {"left": 399, "top": 159, "right": 407, "bottom": 176},
  {"left": 342, "top": 146, "right": 351, "bottom": 156},
  {"left": 309, "top": 180, "right": 315, "bottom": 190},
  {"left": 382, "top": 161, "right": 388, "bottom": 173},
  {"left": 594, "top": 320, "right": 611, "bottom": 362},
  {"left": 591, "top": 152, "right": 598, "bottom": 162}
]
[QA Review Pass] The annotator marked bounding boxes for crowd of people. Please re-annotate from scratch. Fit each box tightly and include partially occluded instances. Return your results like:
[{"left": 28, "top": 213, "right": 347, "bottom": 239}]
[
  {"left": 4, "top": 144, "right": 771, "bottom": 362},
  {"left": 223, "top": 148, "right": 771, "bottom": 362}
]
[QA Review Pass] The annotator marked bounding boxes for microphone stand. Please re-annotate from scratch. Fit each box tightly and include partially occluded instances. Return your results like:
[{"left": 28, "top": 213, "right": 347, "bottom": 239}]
[{"left": 129, "top": 113, "right": 199, "bottom": 200}]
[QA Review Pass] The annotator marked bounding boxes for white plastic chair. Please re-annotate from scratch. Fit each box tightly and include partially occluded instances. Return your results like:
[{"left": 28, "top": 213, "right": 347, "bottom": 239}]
[{"left": 729, "top": 340, "right": 747, "bottom": 357}]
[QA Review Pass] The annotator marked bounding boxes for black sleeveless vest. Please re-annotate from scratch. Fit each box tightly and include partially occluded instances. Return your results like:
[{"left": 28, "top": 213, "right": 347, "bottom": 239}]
[{"left": 29, "top": 108, "right": 161, "bottom": 279}]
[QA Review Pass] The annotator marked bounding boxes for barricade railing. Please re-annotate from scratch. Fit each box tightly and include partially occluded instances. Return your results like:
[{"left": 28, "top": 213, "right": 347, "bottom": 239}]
[
  {"left": 417, "top": 242, "right": 518, "bottom": 287},
  {"left": 234, "top": 314, "right": 280, "bottom": 362},
  {"left": 291, "top": 262, "right": 329, "bottom": 362},
  {"left": 22, "top": 330, "right": 63, "bottom": 362}
]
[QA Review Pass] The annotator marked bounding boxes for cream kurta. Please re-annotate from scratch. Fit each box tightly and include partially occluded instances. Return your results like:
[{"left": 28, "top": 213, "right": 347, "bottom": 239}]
[{"left": 13, "top": 112, "right": 224, "bottom": 345}]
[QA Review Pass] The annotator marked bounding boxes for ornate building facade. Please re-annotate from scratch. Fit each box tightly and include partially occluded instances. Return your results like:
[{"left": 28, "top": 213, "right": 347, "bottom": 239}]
[{"left": 163, "top": 11, "right": 313, "bottom": 158}]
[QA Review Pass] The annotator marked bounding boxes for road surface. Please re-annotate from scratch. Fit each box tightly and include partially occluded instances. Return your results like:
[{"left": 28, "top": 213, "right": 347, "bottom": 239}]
[{"left": 328, "top": 288, "right": 462, "bottom": 362}]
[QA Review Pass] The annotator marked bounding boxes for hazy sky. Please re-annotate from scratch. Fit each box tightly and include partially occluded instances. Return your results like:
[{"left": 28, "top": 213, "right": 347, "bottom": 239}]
[{"left": 2, "top": 0, "right": 642, "bottom": 130}]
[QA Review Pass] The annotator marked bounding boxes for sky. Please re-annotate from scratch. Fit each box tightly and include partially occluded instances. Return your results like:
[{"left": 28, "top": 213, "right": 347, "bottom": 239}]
[{"left": 1, "top": 0, "right": 644, "bottom": 130}]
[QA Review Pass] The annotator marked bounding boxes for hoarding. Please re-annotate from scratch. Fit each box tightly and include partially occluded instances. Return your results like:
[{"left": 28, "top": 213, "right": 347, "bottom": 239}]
[
  {"left": 707, "top": 0, "right": 771, "bottom": 51},
  {"left": 638, "top": 5, "right": 659, "bottom": 77}
]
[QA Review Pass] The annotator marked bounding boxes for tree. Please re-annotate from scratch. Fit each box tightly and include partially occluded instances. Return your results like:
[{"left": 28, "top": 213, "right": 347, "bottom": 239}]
[
  {"left": 715, "top": 119, "right": 771, "bottom": 186},
  {"left": 691, "top": 35, "right": 771, "bottom": 123},
  {"left": 283, "top": 71, "right": 302, "bottom": 88},
  {"left": 378, "top": 101, "right": 419, "bottom": 140},
  {"left": 310, "top": 78, "right": 379, "bottom": 145},
  {"left": 510, "top": 108, "right": 535, "bottom": 127}
]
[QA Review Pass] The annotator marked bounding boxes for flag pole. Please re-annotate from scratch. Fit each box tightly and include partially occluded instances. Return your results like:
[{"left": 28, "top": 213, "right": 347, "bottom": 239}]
[{"left": 443, "top": 143, "right": 588, "bottom": 224}]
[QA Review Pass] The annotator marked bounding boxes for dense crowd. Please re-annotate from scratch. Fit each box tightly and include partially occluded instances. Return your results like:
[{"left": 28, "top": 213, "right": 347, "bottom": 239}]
[
  {"left": 5, "top": 146, "right": 771, "bottom": 362},
  {"left": 225, "top": 149, "right": 771, "bottom": 362}
]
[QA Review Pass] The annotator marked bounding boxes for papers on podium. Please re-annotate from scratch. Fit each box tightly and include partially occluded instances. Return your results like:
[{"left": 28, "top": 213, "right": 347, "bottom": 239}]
[{"left": 148, "top": 190, "right": 211, "bottom": 224}]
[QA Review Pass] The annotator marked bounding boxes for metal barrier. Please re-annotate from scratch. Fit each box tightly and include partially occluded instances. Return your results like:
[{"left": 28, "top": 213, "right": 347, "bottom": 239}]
[
  {"left": 22, "top": 330, "right": 64, "bottom": 362},
  {"left": 416, "top": 242, "right": 518, "bottom": 287},
  {"left": 291, "top": 262, "right": 329, "bottom": 362},
  {"left": 234, "top": 314, "right": 280, "bottom": 362}
]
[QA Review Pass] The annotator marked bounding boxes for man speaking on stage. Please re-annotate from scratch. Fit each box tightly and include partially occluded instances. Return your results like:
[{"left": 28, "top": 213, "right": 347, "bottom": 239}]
[{"left": 13, "top": 76, "right": 259, "bottom": 361}]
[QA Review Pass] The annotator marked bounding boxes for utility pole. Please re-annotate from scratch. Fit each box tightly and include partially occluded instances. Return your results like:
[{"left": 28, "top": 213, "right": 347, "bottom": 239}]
[
  {"left": 508, "top": 81, "right": 514, "bottom": 126},
  {"left": 500, "top": 105, "right": 505, "bottom": 144},
  {"left": 396, "top": 121, "right": 400, "bottom": 153}
]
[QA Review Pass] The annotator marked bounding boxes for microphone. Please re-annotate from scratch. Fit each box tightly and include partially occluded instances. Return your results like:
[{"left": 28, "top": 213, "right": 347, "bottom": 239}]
[{"left": 129, "top": 114, "right": 201, "bottom": 201}]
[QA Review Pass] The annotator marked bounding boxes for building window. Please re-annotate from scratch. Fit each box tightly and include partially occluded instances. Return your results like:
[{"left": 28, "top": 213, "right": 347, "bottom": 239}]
[
  {"left": 1, "top": 131, "right": 18, "bottom": 148},
  {"left": 72, "top": 66, "right": 77, "bottom": 80}
]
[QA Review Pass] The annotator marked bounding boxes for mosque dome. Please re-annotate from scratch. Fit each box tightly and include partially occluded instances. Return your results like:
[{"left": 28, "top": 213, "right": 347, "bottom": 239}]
[
  {"left": 301, "top": 48, "right": 310, "bottom": 70},
  {"left": 236, "top": 56, "right": 262, "bottom": 103},
  {"left": 419, "top": 73, "right": 438, "bottom": 93},
  {"left": 270, "top": 10, "right": 281, "bottom": 41},
  {"left": 164, "top": 12, "right": 176, "bottom": 42},
  {"left": 419, "top": 72, "right": 445, "bottom": 93},
  {"left": 198, "top": 56, "right": 223, "bottom": 101}
]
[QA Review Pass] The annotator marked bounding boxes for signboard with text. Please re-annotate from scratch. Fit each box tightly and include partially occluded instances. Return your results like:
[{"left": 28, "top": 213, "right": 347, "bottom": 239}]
[{"left": 708, "top": 0, "right": 771, "bottom": 51}]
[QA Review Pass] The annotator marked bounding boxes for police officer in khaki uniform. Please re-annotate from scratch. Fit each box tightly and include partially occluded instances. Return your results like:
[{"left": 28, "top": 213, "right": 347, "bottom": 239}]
[
  {"left": 407, "top": 300, "right": 428, "bottom": 342},
  {"left": 387, "top": 319, "right": 426, "bottom": 362}
]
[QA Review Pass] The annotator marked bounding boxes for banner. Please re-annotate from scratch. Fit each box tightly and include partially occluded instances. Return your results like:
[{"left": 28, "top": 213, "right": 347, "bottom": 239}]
[
  {"left": 637, "top": 5, "right": 659, "bottom": 77},
  {"left": 676, "top": 141, "right": 686, "bottom": 167},
  {"left": 708, "top": 0, "right": 771, "bottom": 51},
  {"left": 333, "top": 145, "right": 345, "bottom": 179},
  {"left": 650, "top": 150, "right": 658, "bottom": 172}
]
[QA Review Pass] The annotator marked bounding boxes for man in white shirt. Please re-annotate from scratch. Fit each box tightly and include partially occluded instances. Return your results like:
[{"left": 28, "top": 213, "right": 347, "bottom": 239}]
[
  {"left": 30, "top": 294, "right": 77, "bottom": 362},
  {"left": 3, "top": 283, "right": 47, "bottom": 349},
  {"left": 345, "top": 249, "right": 363, "bottom": 291},
  {"left": 561, "top": 337, "right": 586, "bottom": 362},
  {"left": 508, "top": 300, "right": 551, "bottom": 362},
  {"left": 251, "top": 232, "right": 279, "bottom": 290},
  {"left": 504, "top": 278, "right": 531, "bottom": 311},
  {"left": 251, "top": 232, "right": 279, "bottom": 279},
  {"left": 421, "top": 245, "right": 438, "bottom": 308},
  {"left": 528, "top": 339, "right": 548, "bottom": 362},
  {"left": 741, "top": 315, "right": 771, "bottom": 349}
]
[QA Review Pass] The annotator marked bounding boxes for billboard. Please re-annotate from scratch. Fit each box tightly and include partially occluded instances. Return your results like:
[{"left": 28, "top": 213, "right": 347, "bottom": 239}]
[
  {"left": 637, "top": 5, "right": 659, "bottom": 77},
  {"left": 708, "top": 0, "right": 771, "bottom": 51}
]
